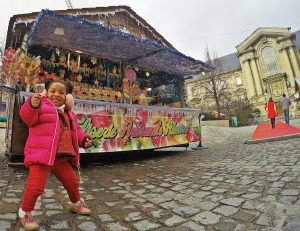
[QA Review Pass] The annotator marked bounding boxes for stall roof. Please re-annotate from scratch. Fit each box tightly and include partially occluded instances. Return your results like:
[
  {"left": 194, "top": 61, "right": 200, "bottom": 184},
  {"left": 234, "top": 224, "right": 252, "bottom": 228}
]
[{"left": 28, "top": 10, "right": 214, "bottom": 76}]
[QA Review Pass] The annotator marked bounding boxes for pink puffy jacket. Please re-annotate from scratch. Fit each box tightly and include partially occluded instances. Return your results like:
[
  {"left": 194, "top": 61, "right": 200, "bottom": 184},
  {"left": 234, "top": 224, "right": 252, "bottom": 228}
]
[{"left": 19, "top": 96, "right": 89, "bottom": 167}]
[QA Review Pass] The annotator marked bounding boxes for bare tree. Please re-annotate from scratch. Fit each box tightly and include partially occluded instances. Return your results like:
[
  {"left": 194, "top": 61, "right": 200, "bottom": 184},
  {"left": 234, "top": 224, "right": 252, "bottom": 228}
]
[
  {"left": 198, "top": 45, "right": 229, "bottom": 118},
  {"left": 0, "top": 34, "right": 6, "bottom": 63}
]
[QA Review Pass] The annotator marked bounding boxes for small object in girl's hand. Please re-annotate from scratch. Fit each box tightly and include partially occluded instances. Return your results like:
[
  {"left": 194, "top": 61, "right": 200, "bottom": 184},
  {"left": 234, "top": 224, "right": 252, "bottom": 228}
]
[{"left": 33, "top": 83, "right": 45, "bottom": 93}]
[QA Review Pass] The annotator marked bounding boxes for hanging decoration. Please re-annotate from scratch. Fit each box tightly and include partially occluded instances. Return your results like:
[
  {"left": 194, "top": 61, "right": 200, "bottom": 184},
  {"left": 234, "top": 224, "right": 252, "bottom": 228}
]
[
  {"left": 77, "top": 55, "right": 81, "bottom": 70},
  {"left": 55, "top": 48, "right": 60, "bottom": 56},
  {"left": 67, "top": 53, "right": 70, "bottom": 69},
  {"left": 0, "top": 47, "right": 41, "bottom": 89},
  {"left": 91, "top": 57, "right": 97, "bottom": 65}
]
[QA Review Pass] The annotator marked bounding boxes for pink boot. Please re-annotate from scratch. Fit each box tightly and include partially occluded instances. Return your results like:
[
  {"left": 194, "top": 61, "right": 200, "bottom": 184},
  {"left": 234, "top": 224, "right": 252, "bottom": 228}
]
[
  {"left": 19, "top": 208, "right": 39, "bottom": 231},
  {"left": 70, "top": 198, "right": 91, "bottom": 215}
]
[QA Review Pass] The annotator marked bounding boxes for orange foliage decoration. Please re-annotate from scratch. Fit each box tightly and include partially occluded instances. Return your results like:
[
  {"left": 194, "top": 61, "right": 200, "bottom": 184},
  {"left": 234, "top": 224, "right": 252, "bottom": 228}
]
[{"left": 1, "top": 48, "right": 41, "bottom": 87}]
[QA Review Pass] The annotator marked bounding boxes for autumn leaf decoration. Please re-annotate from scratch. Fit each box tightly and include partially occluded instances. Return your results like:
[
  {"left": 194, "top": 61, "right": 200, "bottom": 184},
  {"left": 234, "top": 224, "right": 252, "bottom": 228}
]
[{"left": 1, "top": 47, "right": 41, "bottom": 87}]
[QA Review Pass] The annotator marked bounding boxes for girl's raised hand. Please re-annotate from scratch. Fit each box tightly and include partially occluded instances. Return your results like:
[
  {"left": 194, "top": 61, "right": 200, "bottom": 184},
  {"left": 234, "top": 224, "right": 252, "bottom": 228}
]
[
  {"left": 83, "top": 138, "right": 92, "bottom": 148},
  {"left": 31, "top": 94, "right": 42, "bottom": 108}
]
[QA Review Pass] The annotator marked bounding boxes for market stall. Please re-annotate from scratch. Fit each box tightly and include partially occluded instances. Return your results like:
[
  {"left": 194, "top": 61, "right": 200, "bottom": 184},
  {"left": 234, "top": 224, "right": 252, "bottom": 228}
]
[{"left": 1, "top": 9, "right": 213, "bottom": 160}]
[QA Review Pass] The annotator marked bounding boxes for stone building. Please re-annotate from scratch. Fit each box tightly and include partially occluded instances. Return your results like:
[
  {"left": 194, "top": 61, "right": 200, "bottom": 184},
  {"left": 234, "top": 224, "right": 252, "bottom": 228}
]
[{"left": 186, "top": 27, "right": 300, "bottom": 120}]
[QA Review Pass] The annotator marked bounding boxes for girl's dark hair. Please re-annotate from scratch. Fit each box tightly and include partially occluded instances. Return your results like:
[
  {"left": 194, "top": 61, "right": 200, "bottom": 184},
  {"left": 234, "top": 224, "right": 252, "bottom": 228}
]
[
  {"left": 65, "top": 81, "right": 74, "bottom": 94},
  {"left": 45, "top": 79, "right": 69, "bottom": 92}
]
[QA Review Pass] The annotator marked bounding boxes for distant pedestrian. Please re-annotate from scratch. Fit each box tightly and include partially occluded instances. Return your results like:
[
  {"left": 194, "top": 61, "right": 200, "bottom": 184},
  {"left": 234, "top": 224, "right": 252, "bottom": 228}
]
[
  {"left": 280, "top": 93, "right": 291, "bottom": 124},
  {"left": 18, "top": 80, "right": 92, "bottom": 231},
  {"left": 265, "top": 97, "right": 277, "bottom": 129}
]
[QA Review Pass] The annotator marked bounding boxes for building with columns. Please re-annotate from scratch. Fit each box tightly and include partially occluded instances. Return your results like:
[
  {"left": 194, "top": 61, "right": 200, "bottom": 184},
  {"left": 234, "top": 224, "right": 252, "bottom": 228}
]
[{"left": 186, "top": 27, "right": 300, "bottom": 120}]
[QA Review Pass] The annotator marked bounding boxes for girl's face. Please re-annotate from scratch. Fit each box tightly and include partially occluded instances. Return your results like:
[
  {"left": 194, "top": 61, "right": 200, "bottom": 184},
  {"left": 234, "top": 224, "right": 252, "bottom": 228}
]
[{"left": 47, "top": 82, "right": 66, "bottom": 107}]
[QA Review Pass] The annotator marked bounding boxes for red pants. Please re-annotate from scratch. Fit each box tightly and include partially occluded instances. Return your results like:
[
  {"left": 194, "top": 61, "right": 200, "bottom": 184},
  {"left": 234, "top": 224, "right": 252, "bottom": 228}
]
[{"left": 21, "top": 157, "right": 80, "bottom": 212}]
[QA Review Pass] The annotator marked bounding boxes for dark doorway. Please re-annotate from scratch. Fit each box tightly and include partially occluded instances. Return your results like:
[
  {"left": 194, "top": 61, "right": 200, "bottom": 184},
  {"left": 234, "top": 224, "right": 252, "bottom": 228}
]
[{"left": 275, "top": 101, "right": 283, "bottom": 116}]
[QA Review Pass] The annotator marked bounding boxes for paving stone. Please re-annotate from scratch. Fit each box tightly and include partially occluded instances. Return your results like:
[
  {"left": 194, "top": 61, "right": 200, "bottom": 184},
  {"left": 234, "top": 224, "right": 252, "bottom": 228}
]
[
  {"left": 46, "top": 210, "right": 64, "bottom": 216},
  {"left": 206, "top": 194, "right": 225, "bottom": 202},
  {"left": 0, "top": 213, "right": 17, "bottom": 220},
  {"left": 125, "top": 212, "right": 143, "bottom": 222},
  {"left": 201, "top": 186, "right": 214, "bottom": 190},
  {"left": 220, "top": 198, "right": 245, "bottom": 207},
  {"left": 214, "top": 220, "right": 238, "bottom": 231},
  {"left": 172, "top": 206, "right": 200, "bottom": 217},
  {"left": 50, "top": 220, "right": 69, "bottom": 229},
  {"left": 256, "top": 214, "right": 274, "bottom": 226},
  {"left": 77, "top": 221, "right": 98, "bottom": 231},
  {"left": 260, "top": 195, "right": 277, "bottom": 202},
  {"left": 133, "top": 220, "right": 161, "bottom": 231},
  {"left": 281, "top": 177, "right": 295, "bottom": 182},
  {"left": 180, "top": 221, "right": 205, "bottom": 231},
  {"left": 281, "top": 189, "right": 299, "bottom": 196},
  {"left": 105, "top": 222, "right": 129, "bottom": 231},
  {"left": 241, "top": 193, "right": 261, "bottom": 199},
  {"left": 170, "top": 185, "right": 187, "bottom": 191},
  {"left": 45, "top": 203, "right": 63, "bottom": 210},
  {"left": 144, "top": 184, "right": 156, "bottom": 189},
  {"left": 232, "top": 210, "right": 258, "bottom": 222},
  {"left": 115, "top": 190, "right": 129, "bottom": 194},
  {"left": 271, "top": 182, "right": 285, "bottom": 188},
  {"left": 248, "top": 186, "right": 264, "bottom": 193},
  {"left": 148, "top": 196, "right": 172, "bottom": 204},
  {"left": 98, "top": 214, "right": 114, "bottom": 222},
  {"left": 151, "top": 187, "right": 165, "bottom": 193},
  {"left": 211, "top": 188, "right": 228, "bottom": 193},
  {"left": 193, "top": 191, "right": 211, "bottom": 198},
  {"left": 44, "top": 189, "right": 55, "bottom": 197},
  {"left": 160, "top": 215, "right": 186, "bottom": 227},
  {"left": 2, "top": 198, "right": 20, "bottom": 203},
  {"left": 211, "top": 177, "right": 224, "bottom": 182},
  {"left": 191, "top": 211, "right": 221, "bottom": 225},
  {"left": 240, "top": 179, "right": 254, "bottom": 185},
  {"left": 266, "top": 187, "right": 282, "bottom": 195},
  {"left": 278, "top": 196, "right": 298, "bottom": 204},
  {"left": 150, "top": 209, "right": 170, "bottom": 219},
  {"left": 104, "top": 202, "right": 119, "bottom": 207},
  {"left": 0, "top": 220, "right": 11, "bottom": 230},
  {"left": 131, "top": 197, "right": 147, "bottom": 203},
  {"left": 281, "top": 215, "right": 300, "bottom": 231},
  {"left": 213, "top": 205, "right": 239, "bottom": 216},
  {"left": 160, "top": 183, "right": 173, "bottom": 187},
  {"left": 266, "top": 177, "right": 281, "bottom": 182},
  {"left": 160, "top": 201, "right": 179, "bottom": 209},
  {"left": 43, "top": 198, "right": 55, "bottom": 203},
  {"left": 132, "top": 189, "right": 146, "bottom": 194},
  {"left": 193, "top": 201, "right": 219, "bottom": 211}
]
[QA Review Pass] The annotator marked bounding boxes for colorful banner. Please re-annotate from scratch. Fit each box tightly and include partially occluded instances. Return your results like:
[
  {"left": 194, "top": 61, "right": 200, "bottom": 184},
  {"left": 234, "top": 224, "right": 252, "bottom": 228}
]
[
  {"left": 19, "top": 92, "right": 201, "bottom": 153},
  {"left": 73, "top": 100, "right": 201, "bottom": 153}
]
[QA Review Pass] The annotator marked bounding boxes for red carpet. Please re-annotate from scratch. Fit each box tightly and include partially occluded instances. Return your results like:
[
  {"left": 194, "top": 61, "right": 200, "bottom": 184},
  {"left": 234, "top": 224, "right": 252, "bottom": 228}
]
[{"left": 247, "top": 121, "right": 300, "bottom": 144}]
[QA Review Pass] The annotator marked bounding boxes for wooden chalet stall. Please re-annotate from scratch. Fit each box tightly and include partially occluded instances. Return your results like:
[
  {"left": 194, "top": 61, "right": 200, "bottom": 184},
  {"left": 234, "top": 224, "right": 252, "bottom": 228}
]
[{"left": 2, "top": 8, "right": 213, "bottom": 161}]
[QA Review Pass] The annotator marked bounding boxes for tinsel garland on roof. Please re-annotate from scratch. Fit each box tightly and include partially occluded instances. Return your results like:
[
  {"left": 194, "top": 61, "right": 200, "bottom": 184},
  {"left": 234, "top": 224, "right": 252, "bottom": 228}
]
[{"left": 27, "top": 9, "right": 213, "bottom": 76}]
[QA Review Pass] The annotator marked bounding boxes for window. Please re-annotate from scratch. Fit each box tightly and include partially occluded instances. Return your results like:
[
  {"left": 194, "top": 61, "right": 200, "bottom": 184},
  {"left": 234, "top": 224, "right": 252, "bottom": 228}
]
[
  {"left": 262, "top": 47, "right": 279, "bottom": 75},
  {"left": 192, "top": 87, "right": 197, "bottom": 96},
  {"left": 235, "top": 76, "right": 242, "bottom": 86},
  {"left": 238, "top": 95, "right": 245, "bottom": 101}
]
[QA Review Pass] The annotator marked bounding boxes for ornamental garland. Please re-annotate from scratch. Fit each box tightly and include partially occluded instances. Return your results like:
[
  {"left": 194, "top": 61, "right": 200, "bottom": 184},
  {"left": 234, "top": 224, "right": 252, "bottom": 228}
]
[{"left": 28, "top": 9, "right": 214, "bottom": 72}]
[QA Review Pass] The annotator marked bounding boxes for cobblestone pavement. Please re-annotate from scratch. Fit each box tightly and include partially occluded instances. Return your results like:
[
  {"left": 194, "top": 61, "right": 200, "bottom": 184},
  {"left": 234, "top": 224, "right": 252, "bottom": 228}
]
[{"left": 0, "top": 119, "right": 300, "bottom": 231}]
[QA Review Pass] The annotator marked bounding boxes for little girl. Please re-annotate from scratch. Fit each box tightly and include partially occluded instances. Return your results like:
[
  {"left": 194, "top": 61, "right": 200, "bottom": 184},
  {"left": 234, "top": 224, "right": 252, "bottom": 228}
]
[{"left": 19, "top": 80, "right": 92, "bottom": 231}]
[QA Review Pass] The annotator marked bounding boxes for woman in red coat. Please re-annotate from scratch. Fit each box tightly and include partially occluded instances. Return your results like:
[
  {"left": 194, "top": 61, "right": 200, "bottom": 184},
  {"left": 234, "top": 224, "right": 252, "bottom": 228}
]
[{"left": 264, "top": 97, "right": 277, "bottom": 128}]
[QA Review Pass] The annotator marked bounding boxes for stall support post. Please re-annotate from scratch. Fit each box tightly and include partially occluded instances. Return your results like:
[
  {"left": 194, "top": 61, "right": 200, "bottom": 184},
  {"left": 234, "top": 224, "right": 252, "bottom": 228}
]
[{"left": 197, "top": 114, "right": 205, "bottom": 147}]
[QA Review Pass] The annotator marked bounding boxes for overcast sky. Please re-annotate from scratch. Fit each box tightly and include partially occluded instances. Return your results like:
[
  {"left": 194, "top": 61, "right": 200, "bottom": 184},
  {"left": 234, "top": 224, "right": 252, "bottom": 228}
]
[{"left": 1, "top": 0, "right": 300, "bottom": 61}]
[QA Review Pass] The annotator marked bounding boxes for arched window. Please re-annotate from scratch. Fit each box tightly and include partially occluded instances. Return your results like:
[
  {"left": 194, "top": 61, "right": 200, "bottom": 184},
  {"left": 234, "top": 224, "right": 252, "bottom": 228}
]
[{"left": 262, "top": 47, "right": 279, "bottom": 75}]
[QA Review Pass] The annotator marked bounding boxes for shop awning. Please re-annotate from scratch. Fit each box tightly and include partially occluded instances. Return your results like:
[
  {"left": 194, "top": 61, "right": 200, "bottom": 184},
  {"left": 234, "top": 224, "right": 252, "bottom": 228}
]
[{"left": 28, "top": 10, "right": 213, "bottom": 76}]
